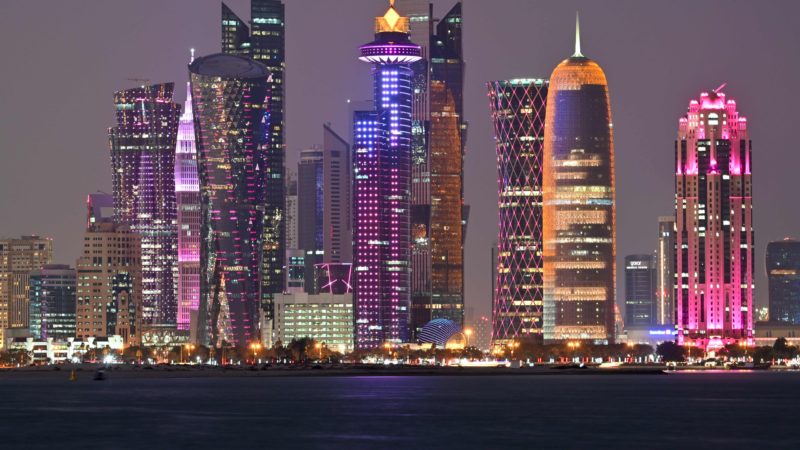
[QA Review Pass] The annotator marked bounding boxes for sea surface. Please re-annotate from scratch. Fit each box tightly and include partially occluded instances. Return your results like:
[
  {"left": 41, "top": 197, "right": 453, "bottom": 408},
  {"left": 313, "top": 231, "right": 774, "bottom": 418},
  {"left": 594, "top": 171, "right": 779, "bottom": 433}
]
[{"left": 1, "top": 371, "right": 797, "bottom": 449}]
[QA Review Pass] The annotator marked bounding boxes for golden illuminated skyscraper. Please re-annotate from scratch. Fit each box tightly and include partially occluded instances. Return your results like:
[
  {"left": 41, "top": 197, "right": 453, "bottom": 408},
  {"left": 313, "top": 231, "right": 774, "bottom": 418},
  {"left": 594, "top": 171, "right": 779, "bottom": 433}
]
[{"left": 542, "top": 15, "right": 616, "bottom": 343}]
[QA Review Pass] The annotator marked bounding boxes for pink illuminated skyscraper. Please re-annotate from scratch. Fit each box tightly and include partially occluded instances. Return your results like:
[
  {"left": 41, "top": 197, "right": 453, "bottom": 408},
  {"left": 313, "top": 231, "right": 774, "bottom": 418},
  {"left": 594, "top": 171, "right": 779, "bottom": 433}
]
[
  {"left": 675, "top": 87, "right": 754, "bottom": 350},
  {"left": 175, "top": 50, "right": 200, "bottom": 333},
  {"left": 352, "top": 1, "right": 421, "bottom": 349}
]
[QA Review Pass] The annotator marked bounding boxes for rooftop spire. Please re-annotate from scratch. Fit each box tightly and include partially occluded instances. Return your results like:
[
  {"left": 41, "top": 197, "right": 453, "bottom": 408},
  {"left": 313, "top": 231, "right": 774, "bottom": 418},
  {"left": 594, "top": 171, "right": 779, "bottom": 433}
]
[{"left": 573, "top": 12, "right": 583, "bottom": 58}]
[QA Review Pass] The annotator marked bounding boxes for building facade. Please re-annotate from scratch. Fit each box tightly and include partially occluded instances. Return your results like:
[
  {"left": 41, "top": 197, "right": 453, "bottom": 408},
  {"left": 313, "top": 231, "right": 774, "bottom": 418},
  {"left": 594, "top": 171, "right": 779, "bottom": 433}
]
[
  {"left": 487, "top": 79, "right": 547, "bottom": 346},
  {"left": 28, "top": 264, "right": 76, "bottom": 340},
  {"left": 656, "top": 216, "right": 676, "bottom": 325},
  {"left": 221, "top": 0, "right": 286, "bottom": 318},
  {"left": 767, "top": 239, "right": 800, "bottom": 324},
  {"left": 0, "top": 236, "right": 53, "bottom": 346},
  {"left": 352, "top": 2, "right": 421, "bottom": 349},
  {"left": 624, "top": 254, "right": 656, "bottom": 327},
  {"left": 406, "top": 1, "right": 467, "bottom": 336},
  {"left": 322, "top": 125, "right": 352, "bottom": 264},
  {"left": 675, "top": 88, "right": 754, "bottom": 350},
  {"left": 189, "top": 53, "right": 271, "bottom": 347},
  {"left": 298, "top": 148, "right": 324, "bottom": 292},
  {"left": 110, "top": 83, "right": 180, "bottom": 330},
  {"left": 542, "top": 19, "right": 616, "bottom": 343},
  {"left": 274, "top": 292, "right": 354, "bottom": 354},
  {"left": 75, "top": 221, "right": 142, "bottom": 346},
  {"left": 175, "top": 69, "right": 201, "bottom": 334}
]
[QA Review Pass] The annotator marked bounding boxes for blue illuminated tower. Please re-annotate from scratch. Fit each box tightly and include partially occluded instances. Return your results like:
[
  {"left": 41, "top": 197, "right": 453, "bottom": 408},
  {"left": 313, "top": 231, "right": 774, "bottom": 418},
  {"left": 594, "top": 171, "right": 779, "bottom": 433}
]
[{"left": 352, "top": 0, "right": 421, "bottom": 349}]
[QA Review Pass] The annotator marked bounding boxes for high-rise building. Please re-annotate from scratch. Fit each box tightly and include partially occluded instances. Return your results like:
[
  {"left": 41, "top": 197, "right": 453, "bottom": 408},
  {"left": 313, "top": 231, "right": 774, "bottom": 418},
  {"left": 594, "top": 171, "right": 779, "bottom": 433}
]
[
  {"left": 407, "top": 1, "right": 467, "bottom": 336},
  {"left": 298, "top": 147, "right": 324, "bottom": 292},
  {"left": 220, "top": 0, "right": 286, "bottom": 319},
  {"left": 487, "top": 79, "right": 548, "bottom": 345},
  {"left": 189, "top": 53, "right": 271, "bottom": 347},
  {"left": 110, "top": 83, "right": 180, "bottom": 330},
  {"left": 0, "top": 236, "right": 53, "bottom": 345},
  {"left": 86, "top": 192, "right": 114, "bottom": 229},
  {"left": 28, "top": 264, "right": 76, "bottom": 341},
  {"left": 285, "top": 169, "right": 298, "bottom": 251},
  {"left": 315, "top": 263, "right": 353, "bottom": 296},
  {"left": 175, "top": 58, "right": 201, "bottom": 335},
  {"left": 542, "top": 17, "right": 616, "bottom": 343},
  {"left": 352, "top": 1, "right": 421, "bottom": 349},
  {"left": 656, "top": 216, "right": 676, "bottom": 325},
  {"left": 624, "top": 254, "right": 656, "bottom": 327},
  {"left": 75, "top": 217, "right": 142, "bottom": 347},
  {"left": 285, "top": 249, "right": 306, "bottom": 294},
  {"left": 675, "top": 87, "right": 754, "bottom": 350},
  {"left": 322, "top": 124, "right": 352, "bottom": 264},
  {"left": 767, "top": 239, "right": 800, "bottom": 324}
]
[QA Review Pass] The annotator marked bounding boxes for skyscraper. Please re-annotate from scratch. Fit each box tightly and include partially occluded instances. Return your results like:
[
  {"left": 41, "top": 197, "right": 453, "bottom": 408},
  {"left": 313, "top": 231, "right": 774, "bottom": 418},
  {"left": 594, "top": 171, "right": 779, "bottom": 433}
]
[
  {"left": 352, "top": 1, "right": 421, "bottom": 349},
  {"left": 624, "top": 254, "right": 656, "bottom": 327},
  {"left": 0, "top": 236, "right": 53, "bottom": 345},
  {"left": 189, "top": 53, "right": 271, "bottom": 347},
  {"left": 110, "top": 83, "right": 180, "bottom": 331},
  {"left": 175, "top": 55, "right": 201, "bottom": 335},
  {"left": 675, "top": 87, "right": 754, "bottom": 350},
  {"left": 767, "top": 239, "right": 800, "bottom": 324},
  {"left": 322, "top": 124, "right": 352, "bottom": 264},
  {"left": 407, "top": 1, "right": 467, "bottom": 335},
  {"left": 656, "top": 216, "right": 676, "bottom": 325},
  {"left": 28, "top": 264, "right": 76, "bottom": 341},
  {"left": 487, "top": 79, "right": 548, "bottom": 345},
  {"left": 220, "top": 0, "right": 286, "bottom": 319},
  {"left": 285, "top": 169, "right": 298, "bottom": 251},
  {"left": 543, "top": 17, "right": 616, "bottom": 344},
  {"left": 298, "top": 147, "right": 324, "bottom": 292}
]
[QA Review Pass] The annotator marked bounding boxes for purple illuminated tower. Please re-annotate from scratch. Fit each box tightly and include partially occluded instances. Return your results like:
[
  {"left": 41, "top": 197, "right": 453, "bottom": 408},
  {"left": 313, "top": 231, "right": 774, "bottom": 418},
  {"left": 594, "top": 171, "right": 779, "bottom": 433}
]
[
  {"left": 175, "top": 50, "right": 200, "bottom": 333},
  {"left": 353, "top": 0, "right": 421, "bottom": 349},
  {"left": 110, "top": 83, "right": 180, "bottom": 329},
  {"left": 675, "top": 87, "right": 754, "bottom": 350}
]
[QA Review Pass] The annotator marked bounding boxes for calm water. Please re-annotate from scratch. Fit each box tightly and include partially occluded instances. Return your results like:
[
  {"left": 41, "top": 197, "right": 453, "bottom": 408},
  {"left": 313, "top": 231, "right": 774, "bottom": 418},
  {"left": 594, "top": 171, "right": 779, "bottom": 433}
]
[{"left": 1, "top": 372, "right": 798, "bottom": 449}]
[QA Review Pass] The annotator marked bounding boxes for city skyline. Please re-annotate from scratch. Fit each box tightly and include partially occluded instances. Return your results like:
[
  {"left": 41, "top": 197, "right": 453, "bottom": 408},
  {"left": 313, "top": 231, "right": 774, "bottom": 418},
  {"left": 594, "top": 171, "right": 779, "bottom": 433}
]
[{"left": 2, "top": 0, "right": 799, "bottom": 324}]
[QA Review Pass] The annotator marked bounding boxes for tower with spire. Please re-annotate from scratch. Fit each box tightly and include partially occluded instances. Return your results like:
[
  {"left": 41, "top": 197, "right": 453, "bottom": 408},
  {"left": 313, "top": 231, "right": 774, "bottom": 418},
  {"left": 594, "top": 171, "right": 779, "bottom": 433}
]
[
  {"left": 352, "top": 1, "right": 422, "bottom": 349},
  {"left": 542, "top": 15, "right": 617, "bottom": 344},
  {"left": 176, "top": 49, "right": 200, "bottom": 335}
]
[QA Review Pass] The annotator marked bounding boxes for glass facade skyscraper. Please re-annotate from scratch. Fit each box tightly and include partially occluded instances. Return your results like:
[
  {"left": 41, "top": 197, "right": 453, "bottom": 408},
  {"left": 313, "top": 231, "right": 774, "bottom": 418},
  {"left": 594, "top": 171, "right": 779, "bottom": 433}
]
[
  {"left": 624, "top": 254, "right": 656, "bottom": 327},
  {"left": 487, "top": 79, "right": 547, "bottom": 346},
  {"left": 543, "top": 18, "right": 616, "bottom": 343},
  {"left": 221, "top": 0, "right": 286, "bottom": 321},
  {"left": 675, "top": 88, "right": 754, "bottom": 350},
  {"left": 110, "top": 83, "right": 180, "bottom": 329},
  {"left": 175, "top": 61, "right": 201, "bottom": 334},
  {"left": 28, "top": 264, "right": 76, "bottom": 340},
  {"left": 189, "top": 53, "right": 271, "bottom": 347},
  {"left": 656, "top": 216, "right": 676, "bottom": 325},
  {"left": 353, "top": 2, "right": 421, "bottom": 349},
  {"left": 407, "top": 2, "right": 467, "bottom": 336},
  {"left": 298, "top": 148, "right": 324, "bottom": 292},
  {"left": 767, "top": 239, "right": 800, "bottom": 324}
]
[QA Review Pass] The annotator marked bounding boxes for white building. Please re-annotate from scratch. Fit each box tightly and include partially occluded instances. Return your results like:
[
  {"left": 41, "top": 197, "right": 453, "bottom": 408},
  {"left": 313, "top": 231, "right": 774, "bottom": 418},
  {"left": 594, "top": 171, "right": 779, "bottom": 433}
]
[{"left": 274, "top": 292, "right": 353, "bottom": 353}]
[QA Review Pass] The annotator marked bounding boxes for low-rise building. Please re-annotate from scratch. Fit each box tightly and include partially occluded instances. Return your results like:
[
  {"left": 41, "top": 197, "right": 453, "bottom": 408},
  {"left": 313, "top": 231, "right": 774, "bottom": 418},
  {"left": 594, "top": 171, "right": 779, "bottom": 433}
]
[{"left": 274, "top": 292, "right": 353, "bottom": 354}]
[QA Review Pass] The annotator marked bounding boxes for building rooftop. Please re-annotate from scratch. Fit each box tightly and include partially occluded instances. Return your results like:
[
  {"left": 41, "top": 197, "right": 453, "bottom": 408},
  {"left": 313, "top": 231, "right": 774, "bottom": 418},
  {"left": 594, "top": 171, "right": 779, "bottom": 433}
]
[{"left": 189, "top": 53, "right": 270, "bottom": 79}]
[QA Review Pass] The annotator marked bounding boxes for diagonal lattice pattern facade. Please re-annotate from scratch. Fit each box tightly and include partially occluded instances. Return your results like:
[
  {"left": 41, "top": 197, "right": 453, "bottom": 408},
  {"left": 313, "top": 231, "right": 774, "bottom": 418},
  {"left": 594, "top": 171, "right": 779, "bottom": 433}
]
[{"left": 487, "top": 79, "right": 547, "bottom": 345}]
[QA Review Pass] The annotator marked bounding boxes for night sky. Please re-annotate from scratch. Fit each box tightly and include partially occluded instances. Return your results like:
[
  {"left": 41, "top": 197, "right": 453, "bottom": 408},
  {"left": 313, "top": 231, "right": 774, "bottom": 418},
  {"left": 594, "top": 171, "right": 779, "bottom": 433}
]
[{"left": 1, "top": 0, "right": 798, "bottom": 323}]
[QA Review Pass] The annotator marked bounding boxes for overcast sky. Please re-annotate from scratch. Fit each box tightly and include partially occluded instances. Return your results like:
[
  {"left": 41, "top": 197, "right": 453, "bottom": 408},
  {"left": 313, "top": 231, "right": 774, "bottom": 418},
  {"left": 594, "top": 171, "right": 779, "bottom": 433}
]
[{"left": 1, "top": 0, "right": 798, "bottom": 323}]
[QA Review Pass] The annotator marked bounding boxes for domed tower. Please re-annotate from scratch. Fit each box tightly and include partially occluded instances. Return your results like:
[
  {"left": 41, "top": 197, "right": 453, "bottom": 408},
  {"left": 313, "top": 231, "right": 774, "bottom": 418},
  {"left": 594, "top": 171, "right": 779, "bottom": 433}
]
[
  {"left": 352, "top": 1, "right": 421, "bottom": 350},
  {"left": 542, "top": 15, "right": 616, "bottom": 344}
]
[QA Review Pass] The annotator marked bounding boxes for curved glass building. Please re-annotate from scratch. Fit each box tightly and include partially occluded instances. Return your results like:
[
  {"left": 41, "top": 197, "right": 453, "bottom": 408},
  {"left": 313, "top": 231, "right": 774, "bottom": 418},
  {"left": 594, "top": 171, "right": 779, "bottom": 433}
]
[
  {"left": 487, "top": 79, "right": 547, "bottom": 346},
  {"left": 542, "top": 18, "right": 616, "bottom": 343},
  {"left": 189, "top": 53, "right": 271, "bottom": 347}
]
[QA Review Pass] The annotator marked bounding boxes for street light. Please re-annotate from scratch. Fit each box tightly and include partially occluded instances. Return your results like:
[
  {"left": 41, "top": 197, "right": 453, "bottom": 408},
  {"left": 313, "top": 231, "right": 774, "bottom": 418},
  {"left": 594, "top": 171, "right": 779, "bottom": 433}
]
[
  {"left": 509, "top": 340, "right": 519, "bottom": 359},
  {"left": 315, "top": 342, "right": 323, "bottom": 360},
  {"left": 464, "top": 328, "right": 473, "bottom": 348},
  {"left": 249, "top": 342, "right": 262, "bottom": 364}
]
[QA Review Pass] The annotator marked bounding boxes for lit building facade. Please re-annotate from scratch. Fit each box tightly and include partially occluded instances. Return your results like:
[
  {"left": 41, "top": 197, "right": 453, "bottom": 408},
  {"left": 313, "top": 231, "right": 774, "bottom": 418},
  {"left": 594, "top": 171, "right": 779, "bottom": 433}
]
[
  {"left": 767, "top": 239, "right": 800, "bottom": 325},
  {"left": 352, "top": 1, "right": 421, "bottom": 349},
  {"left": 624, "top": 254, "right": 656, "bottom": 327},
  {"left": 487, "top": 79, "right": 547, "bottom": 345},
  {"left": 189, "top": 53, "right": 271, "bottom": 347},
  {"left": 285, "top": 170, "right": 298, "bottom": 251},
  {"left": 298, "top": 148, "right": 324, "bottom": 292},
  {"left": 675, "top": 88, "right": 754, "bottom": 350},
  {"left": 175, "top": 65, "right": 201, "bottom": 334},
  {"left": 656, "top": 216, "right": 676, "bottom": 325},
  {"left": 407, "top": 1, "right": 467, "bottom": 335},
  {"left": 274, "top": 292, "right": 354, "bottom": 354},
  {"left": 542, "top": 19, "right": 616, "bottom": 343},
  {"left": 221, "top": 0, "right": 286, "bottom": 318},
  {"left": 322, "top": 125, "right": 352, "bottom": 264},
  {"left": 0, "top": 236, "right": 53, "bottom": 346},
  {"left": 110, "top": 83, "right": 180, "bottom": 329},
  {"left": 28, "top": 264, "right": 76, "bottom": 341},
  {"left": 315, "top": 263, "right": 353, "bottom": 296}
]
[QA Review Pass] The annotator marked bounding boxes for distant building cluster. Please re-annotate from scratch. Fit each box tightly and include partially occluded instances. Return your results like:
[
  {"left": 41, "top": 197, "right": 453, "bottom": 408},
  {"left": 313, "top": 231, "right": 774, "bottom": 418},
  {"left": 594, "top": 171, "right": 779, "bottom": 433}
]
[{"left": 6, "top": 0, "right": 800, "bottom": 358}]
